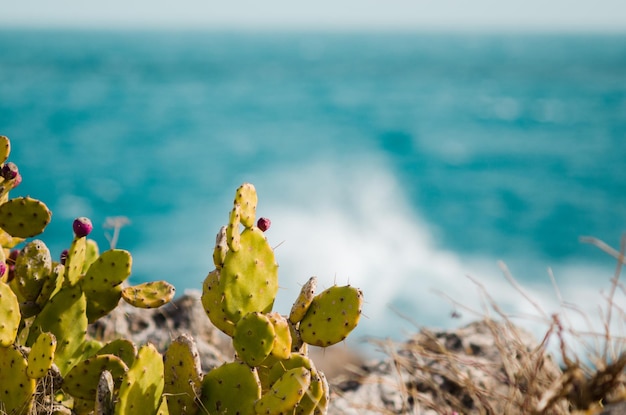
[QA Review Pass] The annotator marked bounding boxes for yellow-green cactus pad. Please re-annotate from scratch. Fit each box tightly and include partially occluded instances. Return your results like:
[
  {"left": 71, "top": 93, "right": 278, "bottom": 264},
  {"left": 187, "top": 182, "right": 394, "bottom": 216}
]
[
  {"left": 234, "top": 183, "right": 258, "bottom": 228},
  {"left": 121, "top": 280, "right": 175, "bottom": 309},
  {"left": 212, "top": 226, "right": 228, "bottom": 269},
  {"left": 289, "top": 276, "right": 318, "bottom": 324},
  {"left": 83, "top": 249, "right": 132, "bottom": 290},
  {"left": 226, "top": 204, "right": 241, "bottom": 252},
  {"left": 14, "top": 239, "right": 52, "bottom": 302},
  {"left": 295, "top": 372, "right": 325, "bottom": 415},
  {"left": 0, "top": 135, "right": 10, "bottom": 164},
  {"left": 0, "top": 280, "right": 20, "bottom": 346},
  {"left": 27, "top": 285, "right": 88, "bottom": 376},
  {"left": 255, "top": 367, "right": 311, "bottom": 415},
  {"left": 35, "top": 262, "right": 64, "bottom": 309},
  {"left": 314, "top": 371, "right": 329, "bottom": 414},
  {"left": 233, "top": 311, "right": 276, "bottom": 367},
  {"left": 163, "top": 334, "right": 202, "bottom": 415},
  {"left": 299, "top": 285, "right": 363, "bottom": 347},
  {"left": 0, "top": 196, "right": 51, "bottom": 238},
  {"left": 114, "top": 344, "right": 164, "bottom": 415},
  {"left": 219, "top": 227, "right": 279, "bottom": 322},
  {"left": 201, "top": 269, "right": 235, "bottom": 337},
  {"left": 0, "top": 344, "right": 36, "bottom": 414},
  {"left": 156, "top": 396, "right": 170, "bottom": 415},
  {"left": 97, "top": 338, "right": 137, "bottom": 369},
  {"left": 27, "top": 332, "right": 57, "bottom": 379},
  {"left": 200, "top": 361, "right": 261, "bottom": 415},
  {"left": 268, "top": 353, "right": 316, "bottom": 387},
  {"left": 85, "top": 283, "right": 122, "bottom": 324},
  {"left": 82, "top": 238, "right": 100, "bottom": 273},
  {"left": 64, "top": 236, "right": 86, "bottom": 285},
  {"left": 268, "top": 312, "right": 292, "bottom": 360},
  {"left": 64, "top": 354, "right": 128, "bottom": 401}
]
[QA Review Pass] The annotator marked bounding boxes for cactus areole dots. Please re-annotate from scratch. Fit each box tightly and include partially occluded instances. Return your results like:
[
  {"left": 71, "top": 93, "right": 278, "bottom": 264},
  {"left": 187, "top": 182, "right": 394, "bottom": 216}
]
[{"left": 73, "top": 217, "right": 93, "bottom": 238}]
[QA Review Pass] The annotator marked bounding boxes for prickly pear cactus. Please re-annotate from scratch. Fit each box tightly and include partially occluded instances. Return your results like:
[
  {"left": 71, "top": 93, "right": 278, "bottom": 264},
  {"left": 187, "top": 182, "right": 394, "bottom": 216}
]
[
  {"left": 255, "top": 367, "right": 312, "bottom": 415},
  {"left": 163, "top": 334, "right": 202, "bottom": 415},
  {"left": 0, "top": 196, "right": 51, "bottom": 238},
  {"left": 121, "top": 280, "right": 175, "bottom": 309},
  {"left": 0, "top": 344, "right": 37, "bottom": 414},
  {"left": 200, "top": 361, "right": 261, "bottom": 415},
  {"left": 0, "top": 280, "right": 20, "bottom": 347},
  {"left": 27, "top": 331, "right": 57, "bottom": 379},
  {"left": 114, "top": 343, "right": 164, "bottom": 415}
]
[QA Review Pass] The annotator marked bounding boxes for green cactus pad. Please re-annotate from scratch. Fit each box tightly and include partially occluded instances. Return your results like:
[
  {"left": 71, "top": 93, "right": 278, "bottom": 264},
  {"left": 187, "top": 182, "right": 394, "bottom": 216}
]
[
  {"left": 0, "top": 135, "right": 10, "bottom": 164},
  {"left": 313, "top": 371, "right": 329, "bottom": 415},
  {"left": 233, "top": 311, "right": 276, "bottom": 367},
  {"left": 13, "top": 239, "right": 52, "bottom": 302},
  {"left": 226, "top": 204, "right": 241, "bottom": 252},
  {"left": 299, "top": 285, "right": 363, "bottom": 347},
  {"left": 201, "top": 269, "right": 235, "bottom": 337},
  {"left": 27, "top": 284, "right": 88, "bottom": 376},
  {"left": 0, "top": 281, "right": 20, "bottom": 346},
  {"left": 97, "top": 338, "right": 137, "bottom": 369},
  {"left": 83, "top": 249, "right": 133, "bottom": 290},
  {"left": 0, "top": 196, "right": 51, "bottom": 238},
  {"left": 289, "top": 276, "right": 318, "bottom": 324},
  {"left": 85, "top": 283, "right": 122, "bottom": 323},
  {"left": 268, "top": 312, "right": 292, "bottom": 360},
  {"left": 234, "top": 183, "right": 258, "bottom": 228},
  {"left": 163, "top": 333, "right": 202, "bottom": 415},
  {"left": 65, "top": 236, "right": 86, "bottom": 285},
  {"left": 213, "top": 225, "right": 228, "bottom": 270},
  {"left": 82, "top": 238, "right": 100, "bottom": 273},
  {"left": 255, "top": 367, "right": 311, "bottom": 415},
  {"left": 296, "top": 373, "right": 325, "bottom": 415},
  {"left": 27, "top": 332, "right": 57, "bottom": 379},
  {"left": 121, "top": 280, "right": 175, "bottom": 309},
  {"left": 268, "top": 353, "right": 316, "bottom": 387},
  {"left": 200, "top": 361, "right": 261, "bottom": 415},
  {"left": 114, "top": 343, "right": 164, "bottom": 415},
  {"left": 219, "top": 226, "right": 279, "bottom": 322},
  {"left": 36, "top": 262, "right": 64, "bottom": 308},
  {"left": 289, "top": 320, "right": 304, "bottom": 353},
  {"left": 0, "top": 344, "right": 37, "bottom": 414},
  {"left": 64, "top": 354, "right": 128, "bottom": 401},
  {"left": 95, "top": 370, "right": 115, "bottom": 415},
  {"left": 156, "top": 396, "right": 170, "bottom": 415}
]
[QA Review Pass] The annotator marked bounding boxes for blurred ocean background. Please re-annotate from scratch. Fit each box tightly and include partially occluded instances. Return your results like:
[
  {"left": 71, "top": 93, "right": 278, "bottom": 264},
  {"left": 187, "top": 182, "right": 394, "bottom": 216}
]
[{"left": 1, "top": 30, "right": 625, "bottom": 349}]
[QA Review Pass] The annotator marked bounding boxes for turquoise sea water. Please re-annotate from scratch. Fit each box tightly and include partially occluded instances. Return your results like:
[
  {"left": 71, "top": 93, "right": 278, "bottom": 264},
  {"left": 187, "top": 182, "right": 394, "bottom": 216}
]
[{"left": 1, "top": 30, "right": 625, "bottom": 346}]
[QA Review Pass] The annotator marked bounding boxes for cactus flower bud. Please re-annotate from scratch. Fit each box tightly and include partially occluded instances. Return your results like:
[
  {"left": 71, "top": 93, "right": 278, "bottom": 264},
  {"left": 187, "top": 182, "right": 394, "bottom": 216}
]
[
  {"left": 257, "top": 217, "right": 271, "bottom": 232},
  {"left": 73, "top": 217, "right": 93, "bottom": 238}
]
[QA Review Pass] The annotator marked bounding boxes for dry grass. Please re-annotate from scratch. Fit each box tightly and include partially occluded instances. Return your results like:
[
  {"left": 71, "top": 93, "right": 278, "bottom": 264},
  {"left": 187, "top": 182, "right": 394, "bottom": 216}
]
[{"left": 333, "top": 235, "right": 626, "bottom": 415}]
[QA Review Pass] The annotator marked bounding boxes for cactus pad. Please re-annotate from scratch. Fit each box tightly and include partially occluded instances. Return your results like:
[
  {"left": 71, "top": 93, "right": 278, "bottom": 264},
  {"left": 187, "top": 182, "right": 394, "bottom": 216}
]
[
  {"left": 0, "top": 281, "right": 20, "bottom": 346},
  {"left": 234, "top": 183, "right": 258, "bottom": 228},
  {"left": 82, "top": 238, "right": 100, "bottom": 273},
  {"left": 226, "top": 204, "right": 241, "bottom": 252},
  {"left": 0, "top": 135, "right": 10, "bottom": 164},
  {"left": 200, "top": 361, "right": 261, "bottom": 415},
  {"left": 255, "top": 367, "right": 311, "bottom": 415},
  {"left": 201, "top": 269, "right": 235, "bottom": 337},
  {"left": 64, "top": 354, "right": 128, "bottom": 401},
  {"left": 27, "top": 332, "right": 57, "bottom": 379},
  {"left": 219, "top": 226, "right": 279, "bottom": 322},
  {"left": 114, "top": 343, "right": 164, "bottom": 415},
  {"left": 97, "top": 338, "right": 137, "bottom": 369},
  {"left": 212, "top": 225, "right": 228, "bottom": 270},
  {"left": 65, "top": 236, "right": 86, "bottom": 285},
  {"left": 233, "top": 311, "right": 276, "bottom": 366},
  {"left": 299, "top": 285, "right": 363, "bottom": 347},
  {"left": 14, "top": 239, "right": 52, "bottom": 302},
  {"left": 268, "top": 312, "right": 292, "bottom": 360},
  {"left": 121, "top": 280, "right": 175, "bottom": 308},
  {"left": 289, "top": 276, "right": 318, "bottom": 324},
  {"left": 83, "top": 249, "right": 132, "bottom": 290},
  {"left": 163, "top": 334, "right": 202, "bottom": 415},
  {"left": 27, "top": 284, "right": 88, "bottom": 376},
  {"left": 35, "top": 262, "right": 64, "bottom": 309},
  {"left": 0, "top": 344, "right": 36, "bottom": 414},
  {"left": 85, "top": 283, "right": 123, "bottom": 323},
  {"left": 0, "top": 196, "right": 51, "bottom": 238},
  {"left": 295, "top": 372, "right": 325, "bottom": 415}
]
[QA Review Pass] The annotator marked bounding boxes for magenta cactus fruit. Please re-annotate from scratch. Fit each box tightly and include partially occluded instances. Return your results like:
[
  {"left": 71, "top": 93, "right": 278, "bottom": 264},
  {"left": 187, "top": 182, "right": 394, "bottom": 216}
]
[
  {"left": 1, "top": 162, "right": 18, "bottom": 180},
  {"left": 12, "top": 172, "right": 22, "bottom": 188},
  {"left": 73, "top": 217, "right": 93, "bottom": 237},
  {"left": 257, "top": 217, "right": 271, "bottom": 232}
]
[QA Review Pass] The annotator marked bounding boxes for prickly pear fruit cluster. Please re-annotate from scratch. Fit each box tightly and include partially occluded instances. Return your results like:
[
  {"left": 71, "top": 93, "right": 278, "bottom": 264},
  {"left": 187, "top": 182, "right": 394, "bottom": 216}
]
[{"left": 200, "top": 182, "right": 363, "bottom": 414}]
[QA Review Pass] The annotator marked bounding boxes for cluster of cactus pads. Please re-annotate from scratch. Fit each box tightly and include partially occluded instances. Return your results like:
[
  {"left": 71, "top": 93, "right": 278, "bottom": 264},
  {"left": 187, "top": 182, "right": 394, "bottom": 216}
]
[{"left": 0, "top": 135, "right": 363, "bottom": 415}]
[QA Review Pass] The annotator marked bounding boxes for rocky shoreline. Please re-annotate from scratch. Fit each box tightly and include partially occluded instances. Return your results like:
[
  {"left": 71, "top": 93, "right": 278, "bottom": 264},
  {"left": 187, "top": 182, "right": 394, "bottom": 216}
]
[{"left": 90, "top": 292, "right": 624, "bottom": 415}]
